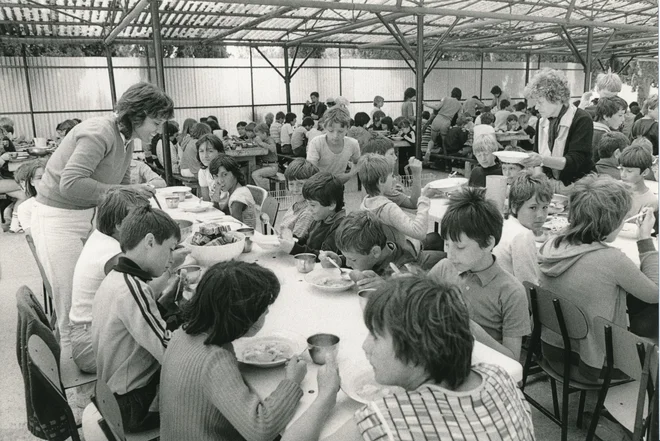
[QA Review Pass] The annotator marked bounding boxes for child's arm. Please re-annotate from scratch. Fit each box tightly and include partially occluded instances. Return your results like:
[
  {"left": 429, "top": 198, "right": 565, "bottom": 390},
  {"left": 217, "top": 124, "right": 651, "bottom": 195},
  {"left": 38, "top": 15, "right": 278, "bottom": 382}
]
[
  {"left": 403, "top": 130, "right": 415, "bottom": 144},
  {"left": 205, "top": 350, "right": 304, "bottom": 441},
  {"left": 139, "top": 162, "right": 166, "bottom": 188},
  {"left": 379, "top": 191, "right": 430, "bottom": 241},
  {"left": 407, "top": 158, "right": 422, "bottom": 206},
  {"left": 510, "top": 230, "right": 540, "bottom": 285},
  {"left": 120, "top": 284, "right": 170, "bottom": 363},
  {"left": 198, "top": 170, "right": 211, "bottom": 201},
  {"left": 470, "top": 321, "right": 519, "bottom": 360},
  {"left": 230, "top": 201, "right": 246, "bottom": 222}
]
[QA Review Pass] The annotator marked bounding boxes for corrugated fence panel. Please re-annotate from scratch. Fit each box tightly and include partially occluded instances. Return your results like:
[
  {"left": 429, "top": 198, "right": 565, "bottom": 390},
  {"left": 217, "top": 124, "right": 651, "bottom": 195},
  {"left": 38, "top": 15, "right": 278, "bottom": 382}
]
[
  {"left": 34, "top": 110, "right": 114, "bottom": 140},
  {"left": 0, "top": 57, "right": 30, "bottom": 114}
]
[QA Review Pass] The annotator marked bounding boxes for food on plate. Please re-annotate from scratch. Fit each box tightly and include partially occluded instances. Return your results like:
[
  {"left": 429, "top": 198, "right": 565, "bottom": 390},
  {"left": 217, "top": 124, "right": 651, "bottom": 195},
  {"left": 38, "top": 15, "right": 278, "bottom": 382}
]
[
  {"left": 318, "top": 277, "right": 353, "bottom": 288},
  {"left": 191, "top": 223, "right": 240, "bottom": 247},
  {"left": 543, "top": 216, "right": 569, "bottom": 233},
  {"left": 242, "top": 342, "right": 293, "bottom": 364}
]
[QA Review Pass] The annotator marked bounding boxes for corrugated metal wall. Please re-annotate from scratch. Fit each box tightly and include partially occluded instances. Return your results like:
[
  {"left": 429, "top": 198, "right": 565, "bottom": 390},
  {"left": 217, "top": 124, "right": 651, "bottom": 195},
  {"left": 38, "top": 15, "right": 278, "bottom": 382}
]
[{"left": 0, "top": 56, "right": 584, "bottom": 139}]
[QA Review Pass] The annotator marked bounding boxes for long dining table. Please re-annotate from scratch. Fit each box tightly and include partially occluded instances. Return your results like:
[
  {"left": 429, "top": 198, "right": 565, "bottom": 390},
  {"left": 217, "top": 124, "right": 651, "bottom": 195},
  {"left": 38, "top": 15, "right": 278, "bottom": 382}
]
[{"left": 154, "top": 188, "right": 524, "bottom": 438}]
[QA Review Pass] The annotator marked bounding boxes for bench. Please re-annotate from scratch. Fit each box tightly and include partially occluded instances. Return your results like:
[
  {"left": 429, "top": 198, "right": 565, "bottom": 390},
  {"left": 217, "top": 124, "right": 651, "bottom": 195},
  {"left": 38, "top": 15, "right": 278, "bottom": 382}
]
[
  {"left": 267, "top": 172, "right": 287, "bottom": 192},
  {"left": 428, "top": 153, "right": 477, "bottom": 178}
]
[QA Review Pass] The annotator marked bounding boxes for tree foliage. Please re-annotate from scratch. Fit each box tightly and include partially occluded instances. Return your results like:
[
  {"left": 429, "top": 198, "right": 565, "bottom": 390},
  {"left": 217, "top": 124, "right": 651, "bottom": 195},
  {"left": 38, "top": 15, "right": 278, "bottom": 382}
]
[{"left": 0, "top": 41, "right": 228, "bottom": 58}]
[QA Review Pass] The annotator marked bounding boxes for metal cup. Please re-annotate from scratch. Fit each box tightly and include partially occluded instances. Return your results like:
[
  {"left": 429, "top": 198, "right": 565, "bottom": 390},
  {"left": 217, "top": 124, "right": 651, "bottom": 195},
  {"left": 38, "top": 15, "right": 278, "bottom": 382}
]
[
  {"left": 357, "top": 289, "right": 376, "bottom": 311},
  {"left": 307, "top": 333, "right": 340, "bottom": 365},
  {"left": 294, "top": 253, "right": 316, "bottom": 273},
  {"left": 243, "top": 237, "right": 253, "bottom": 253}
]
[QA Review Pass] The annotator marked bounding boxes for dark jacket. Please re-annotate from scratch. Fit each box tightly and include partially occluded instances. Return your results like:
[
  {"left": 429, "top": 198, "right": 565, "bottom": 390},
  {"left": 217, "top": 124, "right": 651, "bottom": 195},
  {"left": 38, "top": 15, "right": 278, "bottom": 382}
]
[
  {"left": 534, "top": 107, "right": 595, "bottom": 187},
  {"left": 291, "top": 209, "right": 345, "bottom": 258},
  {"left": 302, "top": 102, "right": 327, "bottom": 120}
]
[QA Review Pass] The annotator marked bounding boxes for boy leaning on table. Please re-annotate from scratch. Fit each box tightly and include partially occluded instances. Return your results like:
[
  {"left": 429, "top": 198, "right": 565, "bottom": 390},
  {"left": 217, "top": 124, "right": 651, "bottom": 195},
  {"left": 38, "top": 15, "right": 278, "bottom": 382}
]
[
  {"left": 91, "top": 205, "right": 182, "bottom": 433},
  {"left": 427, "top": 186, "right": 531, "bottom": 361},
  {"left": 321, "top": 211, "right": 446, "bottom": 290},
  {"left": 619, "top": 143, "right": 659, "bottom": 218},
  {"left": 278, "top": 171, "right": 345, "bottom": 257}
]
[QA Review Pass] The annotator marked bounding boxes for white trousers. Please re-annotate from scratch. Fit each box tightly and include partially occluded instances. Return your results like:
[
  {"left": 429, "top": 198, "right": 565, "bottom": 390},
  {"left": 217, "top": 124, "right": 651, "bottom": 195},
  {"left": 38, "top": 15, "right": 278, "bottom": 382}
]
[{"left": 31, "top": 201, "right": 95, "bottom": 347}]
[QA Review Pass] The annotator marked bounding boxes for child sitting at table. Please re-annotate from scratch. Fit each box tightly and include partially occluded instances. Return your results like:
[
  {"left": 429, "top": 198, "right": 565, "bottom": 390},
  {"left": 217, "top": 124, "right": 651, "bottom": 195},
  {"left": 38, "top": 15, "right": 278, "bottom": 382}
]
[
  {"left": 494, "top": 170, "right": 552, "bottom": 285},
  {"left": 291, "top": 117, "right": 314, "bottom": 157},
  {"left": 180, "top": 122, "right": 211, "bottom": 178},
  {"left": 279, "top": 171, "right": 345, "bottom": 257},
  {"left": 428, "top": 187, "right": 530, "bottom": 360},
  {"left": 494, "top": 99, "right": 512, "bottom": 132},
  {"left": 362, "top": 136, "right": 420, "bottom": 208},
  {"left": 359, "top": 154, "right": 432, "bottom": 243},
  {"left": 271, "top": 111, "right": 285, "bottom": 152},
  {"left": 468, "top": 125, "right": 503, "bottom": 188},
  {"left": 210, "top": 155, "right": 257, "bottom": 229},
  {"left": 296, "top": 277, "right": 534, "bottom": 441},
  {"left": 280, "top": 112, "right": 296, "bottom": 155},
  {"left": 595, "top": 132, "right": 628, "bottom": 180},
  {"left": 517, "top": 114, "right": 536, "bottom": 151},
  {"left": 236, "top": 121, "right": 248, "bottom": 140},
  {"left": 92, "top": 205, "right": 181, "bottom": 432},
  {"left": 324, "top": 211, "right": 445, "bottom": 289},
  {"left": 160, "top": 260, "right": 309, "bottom": 441},
  {"left": 245, "top": 122, "right": 256, "bottom": 142},
  {"left": 592, "top": 96, "right": 628, "bottom": 162},
  {"left": 619, "top": 143, "right": 659, "bottom": 217},
  {"left": 129, "top": 160, "right": 166, "bottom": 188},
  {"left": 279, "top": 158, "right": 318, "bottom": 239},
  {"left": 506, "top": 113, "right": 519, "bottom": 132},
  {"left": 251, "top": 123, "right": 279, "bottom": 190},
  {"left": 13, "top": 159, "right": 46, "bottom": 231},
  {"left": 537, "top": 176, "right": 658, "bottom": 380},
  {"left": 443, "top": 114, "right": 472, "bottom": 154},
  {"left": 368, "top": 110, "right": 386, "bottom": 131},
  {"left": 196, "top": 134, "right": 226, "bottom": 204}
]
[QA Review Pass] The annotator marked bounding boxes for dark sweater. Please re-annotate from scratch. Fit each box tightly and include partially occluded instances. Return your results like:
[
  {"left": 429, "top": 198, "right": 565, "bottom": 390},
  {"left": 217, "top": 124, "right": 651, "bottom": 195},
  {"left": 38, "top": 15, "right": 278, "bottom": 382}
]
[
  {"left": 631, "top": 118, "right": 659, "bottom": 155},
  {"left": 468, "top": 163, "right": 503, "bottom": 188},
  {"left": 534, "top": 107, "right": 595, "bottom": 187},
  {"left": 290, "top": 209, "right": 345, "bottom": 258}
]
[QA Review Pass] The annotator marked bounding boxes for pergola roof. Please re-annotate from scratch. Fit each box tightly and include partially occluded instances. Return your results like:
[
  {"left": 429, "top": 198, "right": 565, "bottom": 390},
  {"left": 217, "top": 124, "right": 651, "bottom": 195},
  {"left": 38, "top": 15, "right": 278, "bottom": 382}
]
[{"left": 0, "top": 0, "right": 657, "bottom": 57}]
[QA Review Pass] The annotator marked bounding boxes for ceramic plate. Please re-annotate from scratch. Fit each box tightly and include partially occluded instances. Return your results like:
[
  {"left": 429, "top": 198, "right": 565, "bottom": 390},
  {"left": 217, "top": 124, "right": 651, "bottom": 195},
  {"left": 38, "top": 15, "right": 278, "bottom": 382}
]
[
  {"left": 304, "top": 269, "right": 355, "bottom": 292},
  {"left": 427, "top": 177, "right": 468, "bottom": 190},
  {"left": 233, "top": 332, "right": 306, "bottom": 368},
  {"left": 493, "top": 151, "right": 529, "bottom": 164},
  {"left": 341, "top": 366, "right": 405, "bottom": 404},
  {"left": 180, "top": 201, "right": 213, "bottom": 213},
  {"left": 164, "top": 186, "right": 192, "bottom": 194}
]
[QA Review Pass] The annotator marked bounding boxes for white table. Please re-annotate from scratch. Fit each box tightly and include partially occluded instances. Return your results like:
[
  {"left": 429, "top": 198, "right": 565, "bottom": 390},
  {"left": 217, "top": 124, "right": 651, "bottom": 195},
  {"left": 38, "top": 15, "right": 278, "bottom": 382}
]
[{"left": 154, "top": 186, "right": 524, "bottom": 438}]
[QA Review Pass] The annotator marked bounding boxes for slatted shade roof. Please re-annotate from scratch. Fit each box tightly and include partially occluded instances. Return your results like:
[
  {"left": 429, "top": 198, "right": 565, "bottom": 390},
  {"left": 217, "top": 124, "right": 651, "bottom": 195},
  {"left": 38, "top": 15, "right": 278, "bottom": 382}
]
[{"left": 0, "top": 0, "right": 656, "bottom": 57}]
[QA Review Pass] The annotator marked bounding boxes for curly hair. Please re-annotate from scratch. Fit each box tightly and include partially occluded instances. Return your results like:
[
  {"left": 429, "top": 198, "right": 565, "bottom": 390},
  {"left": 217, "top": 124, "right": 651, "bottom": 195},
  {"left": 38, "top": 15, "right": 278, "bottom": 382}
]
[
  {"left": 115, "top": 82, "right": 174, "bottom": 139},
  {"left": 209, "top": 155, "right": 246, "bottom": 186},
  {"left": 524, "top": 68, "right": 572, "bottom": 105},
  {"left": 182, "top": 261, "right": 280, "bottom": 346},
  {"left": 364, "top": 276, "right": 474, "bottom": 388},
  {"left": 508, "top": 170, "right": 553, "bottom": 217}
]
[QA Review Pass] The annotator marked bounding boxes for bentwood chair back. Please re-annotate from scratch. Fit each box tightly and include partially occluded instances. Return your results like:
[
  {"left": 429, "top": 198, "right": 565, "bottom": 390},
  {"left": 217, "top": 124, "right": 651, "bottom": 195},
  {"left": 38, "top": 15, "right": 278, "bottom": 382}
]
[
  {"left": 25, "top": 232, "right": 54, "bottom": 319},
  {"left": 587, "top": 317, "right": 658, "bottom": 441}
]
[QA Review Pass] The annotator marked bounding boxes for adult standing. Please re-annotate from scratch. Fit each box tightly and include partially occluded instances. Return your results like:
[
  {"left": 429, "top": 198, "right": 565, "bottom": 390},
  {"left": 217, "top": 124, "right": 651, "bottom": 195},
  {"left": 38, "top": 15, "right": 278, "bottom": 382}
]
[
  {"left": 302, "top": 92, "right": 327, "bottom": 122},
  {"left": 31, "top": 82, "right": 174, "bottom": 346},
  {"left": 520, "top": 68, "right": 594, "bottom": 193},
  {"left": 489, "top": 86, "right": 511, "bottom": 110},
  {"left": 426, "top": 87, "right": 463, "bottom": 148},
  {"left": 401, "top": 87, "right": 416, "bottom": 123}
]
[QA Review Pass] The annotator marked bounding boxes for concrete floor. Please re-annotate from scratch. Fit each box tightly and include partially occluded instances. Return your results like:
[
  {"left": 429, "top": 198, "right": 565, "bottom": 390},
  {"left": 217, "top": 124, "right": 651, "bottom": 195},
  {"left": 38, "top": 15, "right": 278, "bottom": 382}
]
[{"left": 0, "top": 170, "right": 598, "bottom": 440}]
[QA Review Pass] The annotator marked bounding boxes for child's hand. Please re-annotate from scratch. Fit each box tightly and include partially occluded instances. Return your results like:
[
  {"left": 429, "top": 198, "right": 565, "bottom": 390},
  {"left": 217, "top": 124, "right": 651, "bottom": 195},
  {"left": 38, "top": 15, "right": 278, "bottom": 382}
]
[
  {"left": 317, "top": 355, "right": 340, "bottom": 399},
  {"left": 319, "top": 251, "right": 342, "bottom": 269},
  {"left": 285, "top": 356, "right": 307, "bottom": 385},
  {"left": 421, "top": 183, "right": 436, "bottom": 198},
  {"left": 172, "top": 247, "right": 191, "bottom": 269},
  {"left": 636, "top": 206, "right": 656, "bottom": 240},
  {"left": 356, "top": 270, "right": 385, "bottom": 290},
  {"left": 279, "top": 238, "right": 296, "bottom": 254},
  {"left": 393, "top": 183, "right": 405, "bottom": 193},
  {"left": 408, "top": 158, "right": 423, "bottom": 174},
  {"left": 279, "top": 227, "right": 294, "bottom": 242}
]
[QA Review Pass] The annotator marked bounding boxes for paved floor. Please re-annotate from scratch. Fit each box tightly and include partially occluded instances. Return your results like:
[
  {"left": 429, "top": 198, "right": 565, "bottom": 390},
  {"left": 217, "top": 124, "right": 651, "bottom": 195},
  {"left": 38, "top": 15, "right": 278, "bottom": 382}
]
[{"left": 0, "top": 170, "right": 598, "bottom": 440}]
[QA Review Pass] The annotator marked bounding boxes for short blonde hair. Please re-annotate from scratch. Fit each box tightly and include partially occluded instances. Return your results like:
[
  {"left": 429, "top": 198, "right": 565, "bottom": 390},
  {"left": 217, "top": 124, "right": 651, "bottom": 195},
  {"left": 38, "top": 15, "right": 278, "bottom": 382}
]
[
  {"left": 643, "top": 94, "right": 659, "bottom": 113},
  {"left": 595, "top": 71, "right": 623, "bottom": 97},
  {"left": 472, "top": 133, "right": 500, "bottom": 155},
  {"left": 556, "top": 175, "right": 631, "bottom": 246},
  {"left": 524, "top": 68, "right": 572, "bottom": 105},
  {"left": 322, "top": 107, "right": 351, "bottom": 128},
  {"left": 358, "top": 153, "right": 392, "bottom": 196}
]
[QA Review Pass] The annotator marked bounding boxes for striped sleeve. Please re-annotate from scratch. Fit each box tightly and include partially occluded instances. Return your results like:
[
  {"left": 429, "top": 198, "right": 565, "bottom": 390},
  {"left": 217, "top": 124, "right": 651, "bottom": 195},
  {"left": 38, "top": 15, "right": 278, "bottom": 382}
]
[{"left": 121, "top": 273, "right": 171, "bottom": 363}]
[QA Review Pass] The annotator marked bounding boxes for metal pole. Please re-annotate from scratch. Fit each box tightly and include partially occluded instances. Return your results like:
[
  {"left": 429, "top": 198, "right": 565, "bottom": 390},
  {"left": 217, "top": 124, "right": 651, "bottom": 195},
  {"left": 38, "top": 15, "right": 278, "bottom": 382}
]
[
  {"left": 525, "top": 53, "right": 531, "bottom": 85},
  {"left": 479, "top": 52, "right": 484, "bottom": 100},
  {"left": 338, "top": 47, "right": 343, "bottom": 97},
  {"left": 414, "top": 13, "right": 424, "bottom": 159},
  {"left": 249, "top": 47, "right": 256, "bottom": 122},
  {"left": 283, "top": 46, "right": 292, "bottom": 113},
  {"left": 150, "top": 0, "right": 173, "bottom": 185},
  {"left": 21, "top": 44, "right": 37, "bottom": 138},
  {"left": 584, "top": 27, "right": 593, "bottom": 91},
  {"left": 145, "top": 44, "right": 152, "bottom": 83},
  {"left": 106, "top": 45, "right": 117, "bottom": 106}
]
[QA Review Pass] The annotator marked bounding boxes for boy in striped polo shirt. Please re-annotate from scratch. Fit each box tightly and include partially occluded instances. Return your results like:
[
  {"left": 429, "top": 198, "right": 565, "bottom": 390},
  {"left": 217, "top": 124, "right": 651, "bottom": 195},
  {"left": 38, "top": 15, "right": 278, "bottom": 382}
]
[{"left": 91, "top": 205, "right": 181, "bottom": 433}]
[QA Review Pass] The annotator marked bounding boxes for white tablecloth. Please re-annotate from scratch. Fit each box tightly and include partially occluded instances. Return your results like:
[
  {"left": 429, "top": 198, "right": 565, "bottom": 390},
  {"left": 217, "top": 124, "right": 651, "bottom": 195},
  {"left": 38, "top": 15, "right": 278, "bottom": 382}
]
[{"left": 155, "top": 187, "right": 524, "bottom": 438}]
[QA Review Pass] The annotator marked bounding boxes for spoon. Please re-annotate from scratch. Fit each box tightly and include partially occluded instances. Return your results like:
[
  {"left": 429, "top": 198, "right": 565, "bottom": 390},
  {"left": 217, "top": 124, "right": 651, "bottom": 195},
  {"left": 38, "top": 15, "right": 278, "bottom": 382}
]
[{"left": 325, "top": 256, "right": 352, "bottom": 279}]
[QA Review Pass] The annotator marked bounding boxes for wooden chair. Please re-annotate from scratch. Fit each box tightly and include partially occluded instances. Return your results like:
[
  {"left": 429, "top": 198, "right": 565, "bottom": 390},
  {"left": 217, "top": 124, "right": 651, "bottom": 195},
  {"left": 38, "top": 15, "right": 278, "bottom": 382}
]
[
  {"left": 25, "top": 232, "right": 53, "bottom": 318},
  {"left": 586, "top": 317, "right": 658, "bottom": 441},
  {"left": 91, "top": 376, "right": 159, "bottom": 441},
  {"left": 522, "top": 283, "right": 606, "bottom": 441},
  {"left": 27, "top": 334, "right": 82, "bottom": 441}
]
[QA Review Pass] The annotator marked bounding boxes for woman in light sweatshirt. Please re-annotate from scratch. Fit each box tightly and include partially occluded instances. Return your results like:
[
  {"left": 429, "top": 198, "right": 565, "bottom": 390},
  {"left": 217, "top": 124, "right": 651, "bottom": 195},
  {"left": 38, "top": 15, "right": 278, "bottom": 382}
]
[{"left": 537, "top": 175, "right": 658, "bottom": 383}]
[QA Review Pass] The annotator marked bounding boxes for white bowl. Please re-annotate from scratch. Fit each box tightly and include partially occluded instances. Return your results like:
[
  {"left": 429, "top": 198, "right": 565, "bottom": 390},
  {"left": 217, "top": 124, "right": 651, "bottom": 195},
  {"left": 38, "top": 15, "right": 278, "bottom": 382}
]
[
  {"left": 427, "top": 177, "right": 468, "bottom": 192},
  {"left": 180, "top": 201, "right": 213, "bottom": 213},
  {"left": 493, "top": 151, "right": 529, "bottom": 164},
  {"left": 304, "top": 268, "right": 355, "bottom": 292},
  {"left": 233, "top": 331, "right": 306, "bottom": 368},
  {"left": 340, "top": 364, "right": 405, "bottom": 404},
  {"left": 184, "top": 231, "right": 245, "bottom": 267},
  {"left": 252, "top": 234, "right": 281, "bottom": 250}
]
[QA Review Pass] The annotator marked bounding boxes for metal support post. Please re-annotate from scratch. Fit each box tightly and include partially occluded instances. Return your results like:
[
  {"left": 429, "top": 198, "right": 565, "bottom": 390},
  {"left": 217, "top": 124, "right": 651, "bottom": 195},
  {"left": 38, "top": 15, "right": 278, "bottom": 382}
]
[
  {"left": 145, "top": 44, "right": 152, "bottom": 83},
  {"left": 150, "top": 0, "right": 173, "bottom": 185},
  {"left": 414, "top": 13, "right": 424, "bottom": 159},
  {"left": 525, "top": 53, "right": 531, "bottom": 85},
  {"left": 584, "top": 27, "right": 593, "bottom": 91},
  {"left": 106, "top": 45, "right": 117, "bottom": 107},
  {"left": 283, "top": 47, "right": 292, "bottom": 113},
  {"left": 479, "top": 52, "right": 484, "bottom": 99},
  {"left": 21, "top": 44, "right": 37, "bottom": 138},
  {"left": 338, "top": 48, "right": 343, "bottom": 96},
  {"left": 249, "top": 47, "right": 256, "bottom": 122}
]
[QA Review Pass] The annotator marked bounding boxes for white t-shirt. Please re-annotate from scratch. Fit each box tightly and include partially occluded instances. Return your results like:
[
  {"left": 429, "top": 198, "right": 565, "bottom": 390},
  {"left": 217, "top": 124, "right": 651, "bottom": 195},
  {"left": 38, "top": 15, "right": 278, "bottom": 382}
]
[
  {"left": 228, "top": 186, "right": 257, "bottom": 229},
  {"left": 280, "top": 123, "right": 294, "bottom": 145},
  {"left": 493, "top": 216, "right": 539, "bottom": 285},
  {"left": 198, "top": 168, "right": 216, "bottom": 194},
  {"left": 69, "top": 230, "right": 122, "bottom": 325},
  {"left": 306, "top": 135, "right": 360, "bottom": 176},
  {"left": 17, "top": 197, "right": 35, "bottom": 231},
  {"left": 307, "top": 128, "right": 323, "bottom": 142}
]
